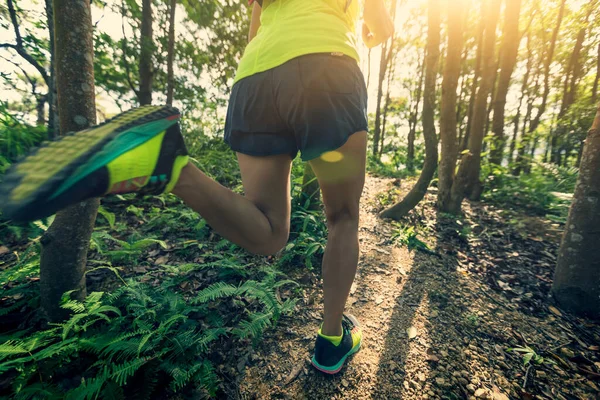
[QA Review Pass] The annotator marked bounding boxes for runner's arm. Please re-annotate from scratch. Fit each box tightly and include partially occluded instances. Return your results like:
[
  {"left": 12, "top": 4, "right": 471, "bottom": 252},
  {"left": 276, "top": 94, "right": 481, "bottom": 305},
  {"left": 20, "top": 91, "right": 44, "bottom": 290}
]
[
  {"left": 362, "top": 0, "right": 394, "bottom": 48},
  {"left": 248, "top": 3, "right": 262, "bottom": 43}
]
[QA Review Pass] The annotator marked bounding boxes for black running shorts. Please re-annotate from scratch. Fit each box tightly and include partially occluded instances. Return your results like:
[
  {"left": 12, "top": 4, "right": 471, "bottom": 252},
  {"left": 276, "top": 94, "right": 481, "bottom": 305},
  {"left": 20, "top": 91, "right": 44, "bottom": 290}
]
[{"left": 224, "top": 53, "right": 368, "bottom": 161}]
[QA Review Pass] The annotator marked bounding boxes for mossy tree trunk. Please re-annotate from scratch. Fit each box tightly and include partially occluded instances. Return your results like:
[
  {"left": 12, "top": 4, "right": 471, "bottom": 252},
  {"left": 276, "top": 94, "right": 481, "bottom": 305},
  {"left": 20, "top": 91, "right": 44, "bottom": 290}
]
[
  {"left": 552, "top": 103, "right": 600, "bottom": 318},
  {"left": 40, "top": 0, "right": 99, "bottom": 322}
]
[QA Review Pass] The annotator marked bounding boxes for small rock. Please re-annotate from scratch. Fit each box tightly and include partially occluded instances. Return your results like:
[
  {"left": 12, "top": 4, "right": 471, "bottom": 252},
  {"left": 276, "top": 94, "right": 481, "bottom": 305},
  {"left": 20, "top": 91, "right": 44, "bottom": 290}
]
[
  {"left": 435, "top": 377, "right": 446, "bottom": 386},
  {"left": 474, "top": 388, "right": 487, "bottom": 398},
  {"left": 560, "top": 347, "right": 575, "bottom": 358},
  {"left": 418, "top": 372, "right": 426, "bottom": 382},
  {"left": 440, "top": 350, "right": 449, "bottom": 357},
  {"left": 537, "top": 371, "right": 546, "bottom": 379},
  {"left": 428, "top": 391, "right": 435, "bottom": 397},
  {"left": 466, "top": 384, "right": 476, "bottom": 393},
  {"left": 461, "top": 370, "right": 470, "bottom": 378},
  {"left": 459, "top": 378, "right": 469, "bottom": 385},
  {"left": 341, "top": 379, "right": 349, "bottom": 388},
  {"left": 430, "top": 310, "right": 439, "bottom": 318}
]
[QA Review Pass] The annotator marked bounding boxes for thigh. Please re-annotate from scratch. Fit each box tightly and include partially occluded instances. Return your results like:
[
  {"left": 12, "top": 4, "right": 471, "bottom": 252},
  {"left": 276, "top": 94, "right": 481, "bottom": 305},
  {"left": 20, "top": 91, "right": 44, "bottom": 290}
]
[
  {"left": 309, "top": 131, "right": 367, "bottom": 220},
  {"left": 237, "top": 152, "right": 293, "bottom": 233}
]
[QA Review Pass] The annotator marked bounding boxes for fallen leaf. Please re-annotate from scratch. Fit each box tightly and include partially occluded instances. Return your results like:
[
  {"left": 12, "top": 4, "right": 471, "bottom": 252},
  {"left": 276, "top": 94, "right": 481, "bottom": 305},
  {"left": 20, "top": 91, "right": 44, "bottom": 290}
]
[
  {"left": 590, "top": 345, "right": 599, "bottom": 351},
  {"left": 407, "top": 326, "right": 418, "bottom": 339},
  {"left": 548, "top": 306, "right": 562, "bottom": 317},
  {"left": 284, "top": 361, "right": 305, "bottom": 385},
  {"left": 494, "top": 344, "right": 504, "bottom": 354},
  {"left": 0, "top": 246, "right": 9, "bottom": 255},
  {"left": 155, "top": 255, "right": 169, "bottom": 265}
]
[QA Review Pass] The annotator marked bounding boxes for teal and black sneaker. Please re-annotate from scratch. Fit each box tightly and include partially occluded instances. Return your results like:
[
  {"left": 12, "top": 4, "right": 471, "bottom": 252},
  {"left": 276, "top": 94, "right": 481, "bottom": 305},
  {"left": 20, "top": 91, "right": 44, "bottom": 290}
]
[
  {"left": 311, "top": 314, "right": 363, "bottom": 375},
  {"left": 0, "top": 105, "right": 189, "bottom": 222}
]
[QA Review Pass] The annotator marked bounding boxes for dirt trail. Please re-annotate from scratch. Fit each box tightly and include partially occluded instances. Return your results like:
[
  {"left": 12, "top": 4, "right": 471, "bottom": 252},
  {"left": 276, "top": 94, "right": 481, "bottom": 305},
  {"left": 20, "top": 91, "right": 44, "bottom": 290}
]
[{"left": 229, "top": 176, "right": 600, "bottom": 400}]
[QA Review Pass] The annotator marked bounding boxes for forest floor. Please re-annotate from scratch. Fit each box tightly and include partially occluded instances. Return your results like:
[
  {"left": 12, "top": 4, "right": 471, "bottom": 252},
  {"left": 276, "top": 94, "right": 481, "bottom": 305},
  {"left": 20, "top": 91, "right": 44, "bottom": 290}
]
[{"left": 225, "top": 175, "right": 600, "bottom": 400}]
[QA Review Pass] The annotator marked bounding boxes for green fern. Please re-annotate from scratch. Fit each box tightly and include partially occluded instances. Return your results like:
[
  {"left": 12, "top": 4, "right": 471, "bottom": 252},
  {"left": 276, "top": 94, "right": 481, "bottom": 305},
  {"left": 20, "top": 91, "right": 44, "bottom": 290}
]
[{"left": 192, "top": 282, "right": 238, "bottom": 304}]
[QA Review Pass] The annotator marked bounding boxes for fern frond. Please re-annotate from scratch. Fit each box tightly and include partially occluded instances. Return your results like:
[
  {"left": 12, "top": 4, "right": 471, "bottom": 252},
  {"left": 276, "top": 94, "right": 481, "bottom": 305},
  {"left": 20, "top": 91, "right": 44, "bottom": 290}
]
[
  {"left": 192, "top": 282, "right": 238, "bottom": 304},
  {"left": 0, "top": 341, "right": 28, "bottom": 359},
  {"left": 232, "top": 312, "right": 273, "bottom": 340}
]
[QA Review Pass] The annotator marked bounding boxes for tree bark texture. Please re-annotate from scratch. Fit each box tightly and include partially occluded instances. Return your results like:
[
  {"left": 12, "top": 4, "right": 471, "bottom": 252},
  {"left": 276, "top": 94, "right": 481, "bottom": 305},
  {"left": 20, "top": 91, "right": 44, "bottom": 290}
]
[
  {"left": 449, "top": 0, "right": 501, "bottom": 212},
  {"left": 381, "top": 0, "right": 439, "bottom": 220},
  {"left": 489, "top": 0, "right": 522, "bottom": 165},
  {"left": 166, "top": 0, "right": 177, "bottom": 106},
  {"left": 40, "top": 0, "right": 100, "bottom": 322},
  {"left": 552, "top": 102, "right": 600, "bottom": 318},
  {"left": 437, "top": 0, "right": 464, "bottom": 212},
  {"left": 138, "top": 0, "right": 154, "bottom": 106}
]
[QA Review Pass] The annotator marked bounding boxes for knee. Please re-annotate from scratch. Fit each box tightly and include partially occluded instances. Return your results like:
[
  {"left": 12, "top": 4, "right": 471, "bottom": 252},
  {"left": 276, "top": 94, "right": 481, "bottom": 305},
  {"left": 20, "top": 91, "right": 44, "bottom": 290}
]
[
  {"left": 325, "top": 205, "right": 360, "bottom": 229},
  {"left": 249, "top": 230, "right": 290, "bottom": 256}
]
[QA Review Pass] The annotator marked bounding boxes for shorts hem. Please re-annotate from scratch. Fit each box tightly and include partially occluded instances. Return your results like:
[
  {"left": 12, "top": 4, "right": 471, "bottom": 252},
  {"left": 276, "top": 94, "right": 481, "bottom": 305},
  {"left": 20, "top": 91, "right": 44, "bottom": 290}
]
[{"left": 300, "top": 126, "right": 368, "bottom": 162}]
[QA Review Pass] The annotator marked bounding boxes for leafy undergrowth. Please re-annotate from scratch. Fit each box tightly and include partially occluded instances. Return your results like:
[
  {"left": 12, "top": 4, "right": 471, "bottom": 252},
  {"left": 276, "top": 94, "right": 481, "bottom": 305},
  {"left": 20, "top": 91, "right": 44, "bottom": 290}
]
[{"left": 0, "top": 137, "right": 328, "bottom": 399}]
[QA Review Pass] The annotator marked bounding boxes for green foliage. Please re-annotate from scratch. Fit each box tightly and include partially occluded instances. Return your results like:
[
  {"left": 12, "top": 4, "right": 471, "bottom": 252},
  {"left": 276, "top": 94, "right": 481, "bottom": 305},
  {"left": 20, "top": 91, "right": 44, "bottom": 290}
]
[
  {"left": 0, "top": 269, "right": 296, "bottom": 399},
  {"left": 482, "top": 162, "right": 577, "bottom": 221},
  {"left": 0, "top": 101, "right": 46, "bottom": 174},
  {"left": 390, "top": 222, "right": 430, "bottom": 252},
  {"left": 507, "top": 346, "right": 549, "bottom": 366}
]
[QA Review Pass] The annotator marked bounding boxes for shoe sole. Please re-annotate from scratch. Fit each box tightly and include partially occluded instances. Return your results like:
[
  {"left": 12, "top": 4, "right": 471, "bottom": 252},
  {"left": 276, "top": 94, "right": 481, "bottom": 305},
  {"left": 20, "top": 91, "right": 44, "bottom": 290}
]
[
  {"left": 0, "top": 105, "right": 180, "bottom": 222},
  {"left": 311, "top": 313, "right": 363, "bottom": 375}
]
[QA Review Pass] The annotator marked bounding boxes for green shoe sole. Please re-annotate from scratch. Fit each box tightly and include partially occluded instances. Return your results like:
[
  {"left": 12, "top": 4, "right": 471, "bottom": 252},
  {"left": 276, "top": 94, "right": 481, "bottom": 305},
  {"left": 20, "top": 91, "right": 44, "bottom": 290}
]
[{"left": 0, "top": 105, "right": 180, "bottom": 222}]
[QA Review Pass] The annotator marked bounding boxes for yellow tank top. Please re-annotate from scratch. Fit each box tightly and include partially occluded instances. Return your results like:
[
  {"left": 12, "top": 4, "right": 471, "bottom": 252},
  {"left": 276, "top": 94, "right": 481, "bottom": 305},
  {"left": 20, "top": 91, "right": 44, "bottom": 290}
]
[{"left": 234, "top": 0, "right": 360, "bottom": 84}]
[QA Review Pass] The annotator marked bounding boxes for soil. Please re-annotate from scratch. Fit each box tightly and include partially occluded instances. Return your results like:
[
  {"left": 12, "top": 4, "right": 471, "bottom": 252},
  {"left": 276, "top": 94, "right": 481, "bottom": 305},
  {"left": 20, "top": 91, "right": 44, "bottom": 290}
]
[{"left": 224, "top": 176, "right": 600, "bottom": 400}]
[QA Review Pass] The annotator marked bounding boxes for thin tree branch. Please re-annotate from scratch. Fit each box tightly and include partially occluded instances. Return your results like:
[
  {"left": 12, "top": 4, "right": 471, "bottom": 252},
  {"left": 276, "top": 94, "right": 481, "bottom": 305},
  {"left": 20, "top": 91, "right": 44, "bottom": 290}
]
[
  {"left": 3, "top": 0, "right": 50, "bottom": 86},
  {"left": 121, "top": 0, "right": 139, "bottom": 97}
]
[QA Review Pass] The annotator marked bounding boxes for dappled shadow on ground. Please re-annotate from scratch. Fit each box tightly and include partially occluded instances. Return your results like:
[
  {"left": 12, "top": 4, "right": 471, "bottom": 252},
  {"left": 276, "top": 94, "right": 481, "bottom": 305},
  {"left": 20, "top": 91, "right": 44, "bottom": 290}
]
[{"left": 235, "top": 178, "right": 600, "bottom": 400}]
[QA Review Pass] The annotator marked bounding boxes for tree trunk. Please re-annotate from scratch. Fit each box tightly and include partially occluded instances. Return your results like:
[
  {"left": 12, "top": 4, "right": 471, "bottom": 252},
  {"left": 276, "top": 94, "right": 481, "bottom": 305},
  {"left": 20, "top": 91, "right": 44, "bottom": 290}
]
[
  {"left": 36, "top": 95, "right": 46, "bottom": 126},
  {"left": 372, "top": 0, "right": 398, "bottom": 158},
  {"left": 552, "top": 102, "right": 600, "bottom": 318},
  {"left": 437, "top": 0, "right": 464, "bottom": 212},
  {"left": 138, "top": 0, "right": 154, "bottom": 106},
  {"left": 489, "top": 0, "right": 522, "bottom": 165},
  {"left": 449, "top": 0, "right": 501, "bottom": 212},
  {"left": 528, "top": 0, "right": 566, "bottom": 135},
  {"left": 166, "top": 0, "right": 177, "bottom": 106},
  {"left": 593, "top": 43, "right": 600, "bottom": 105},
  {"left": 45, "top": 0, "right": 57, "bottom": 139},
  {"left": 462, "top": 4, "right": 486, "bottom": 151},
  {"left": 372, "top": 42, "right": 388, "bottom": 157},
  {"left": 509, "top": 31, "right": 532, "bottom": 166},
  {"left": 41, "top": 0, "right": 100, "bottom": 322},
  {"left": 381, "top": 0, "right": 440, "bottom": 220},
  {"left": 407, "top": 49, "right": 426, "bottom": 173},
  {"left": 301, "top": 163, "right": 321, "bottom": 210}
]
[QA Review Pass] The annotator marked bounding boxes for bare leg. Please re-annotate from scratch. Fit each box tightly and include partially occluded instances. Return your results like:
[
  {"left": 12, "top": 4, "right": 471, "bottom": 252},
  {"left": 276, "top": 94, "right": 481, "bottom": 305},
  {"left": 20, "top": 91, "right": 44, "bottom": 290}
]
[
  {"left": 172, "top": 153, "right": 292, "bottom": 256},
  {"left": 309, "top": 132, "right": 367, "bottom": 336}
]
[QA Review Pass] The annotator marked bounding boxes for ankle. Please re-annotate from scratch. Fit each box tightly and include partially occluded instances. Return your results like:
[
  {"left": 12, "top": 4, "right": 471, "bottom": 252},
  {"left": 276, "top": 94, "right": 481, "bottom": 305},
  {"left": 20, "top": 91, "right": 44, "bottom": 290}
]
[
  {"left": 320, "top": 322, "right": 343, "bottom": 337},
  {"left": 172, "top": 162, "right": 193, "bottom": 193}
]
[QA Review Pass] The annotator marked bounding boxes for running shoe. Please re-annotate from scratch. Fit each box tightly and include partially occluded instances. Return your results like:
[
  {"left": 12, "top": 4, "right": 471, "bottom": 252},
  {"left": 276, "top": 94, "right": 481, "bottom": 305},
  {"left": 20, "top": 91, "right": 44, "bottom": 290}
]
[
  {"left": 0, "top": 105, "right": 188, "bottom": 222},
  {"left": 311, "top": 314, "right": 363, "bottom": 374}
]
